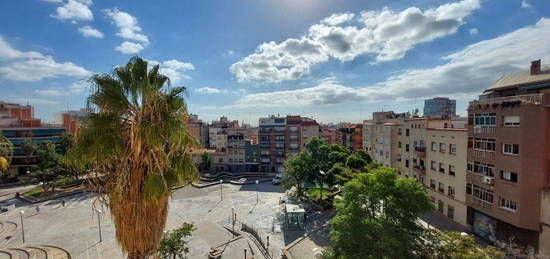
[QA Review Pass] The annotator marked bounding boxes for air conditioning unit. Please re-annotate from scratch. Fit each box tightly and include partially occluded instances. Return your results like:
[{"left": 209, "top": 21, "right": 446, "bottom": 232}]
[{"left": 483, "top": 177, "right": 494, "bottom": 185}]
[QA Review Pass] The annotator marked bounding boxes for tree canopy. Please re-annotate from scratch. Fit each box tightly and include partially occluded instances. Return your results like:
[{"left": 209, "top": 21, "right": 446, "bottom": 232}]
[
  {"left": 329, "top": 167, "right": 433, "bottom": 258},
  {"left": 158, "top": 222, "right": 195, "bottom": 259}
]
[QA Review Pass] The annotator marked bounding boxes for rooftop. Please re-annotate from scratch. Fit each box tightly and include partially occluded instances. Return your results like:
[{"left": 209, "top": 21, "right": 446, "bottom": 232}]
[{"left": 485, "top": 64, "right": 550, "bottom": 93}]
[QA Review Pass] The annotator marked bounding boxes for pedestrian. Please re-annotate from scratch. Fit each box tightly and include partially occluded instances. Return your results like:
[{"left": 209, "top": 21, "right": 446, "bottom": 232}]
[
  {"left": 36, "top": 205, "right": 40, "bottom": 213},
  {"left": 61, "top": 200, "right": 65, "bottom": 207}
]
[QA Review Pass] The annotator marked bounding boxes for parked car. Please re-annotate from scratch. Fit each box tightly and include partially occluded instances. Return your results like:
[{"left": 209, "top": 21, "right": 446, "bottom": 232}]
[{"left": 272, "top": 175, "right": 281, "bottom": 185}]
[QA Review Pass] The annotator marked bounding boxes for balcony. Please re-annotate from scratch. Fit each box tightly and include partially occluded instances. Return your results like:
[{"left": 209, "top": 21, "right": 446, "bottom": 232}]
[
  {"left": 466, "top": 171, "right": 496, "bottom": 188},
  {"left": 468, "top": 149, "right": 495, "bottom": 162},
  {"left": 469, "top": 125, "right": 496, "bottom": 135},
  {"left": 414, "top": 146, "right": 426, "bottom": 157},
  {"left": 413, "top": 165, "right": 426, "bottom": 174},
  {"left": 469, "top": 93, "right": 542, "bottom": 110},
  {"left": 466, "top": 196, "right": 494, "bottom": 213}
]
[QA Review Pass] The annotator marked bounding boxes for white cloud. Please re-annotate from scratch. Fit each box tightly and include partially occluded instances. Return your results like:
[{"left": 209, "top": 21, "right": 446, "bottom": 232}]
[
  {"left": 34, "top": 81, "right": 88, "bottom": 96},
  {"left": 78, "top": 25, "right": 104, "bottom": 38},
  {"left": 321, "top": 13, "right": 355, "bottom": 26},
  {"left": 51, "top": 0, "right": 93, "bottom": 21},
  {"left": 521, "top": 0, "right": 532, "bottom": 9},
  {"left": 229, "top": 18, "right": 550, "bottom": 108},
  {"left": 115, "top": 41, "right": 144, "bottom": 54},
  {"left": 469, "top": 28, "right": 479, "bottom": 35},
  {"left": 147, "top": 59, "right": 195, "bottom": 83},
  {"left": 0, "top": 36, "right": 91, "bottom": 82},
  {"left": 104, "top": 8, "right": 149, "bottom": 43},
  {"left": 196, "top": 87, "right": 246, "bottom": 95},
  {"left": 231, "top": 0, "right": 481, "bottom": 83}
]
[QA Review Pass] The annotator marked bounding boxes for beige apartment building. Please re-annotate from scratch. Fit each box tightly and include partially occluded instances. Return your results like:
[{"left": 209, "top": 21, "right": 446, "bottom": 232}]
[
  {"left": 426, "top": 128, "right": 468, "bottom": 227},
  {"left": 371, "top": 122, "right": 399, "bottom": 168}
]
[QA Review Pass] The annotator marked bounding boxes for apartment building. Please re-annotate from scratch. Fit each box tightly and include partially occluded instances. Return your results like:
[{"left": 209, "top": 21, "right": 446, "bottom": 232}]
[
  {"left": 258, "top": 115, "right": 319, "bottom": 173},
  {"left": 338, "top": 123, "right": 363, "bottom": 152},
  {"left": 225, "top": 129, "right": 259, "bottom": 172},
  {"left": 0, "top": 101, "right": 65, "bottom": 180},
  {"left": 186, "top": 114, "right": 209, "bottom": 148},
  {"left": 465, "top": 60, "right": 550, "bottom": 252},
  {"left": 370, "top": 122, "right": 399, "bottom": 168},
  {"left": 426, "top": 128, "right": 468, "bottom": 227},
  {"left": 395, "top": 118, "right": 450, "bottom": 181},
  {"left": 320, "top": 126, "right": 341, "bottom": 144}
]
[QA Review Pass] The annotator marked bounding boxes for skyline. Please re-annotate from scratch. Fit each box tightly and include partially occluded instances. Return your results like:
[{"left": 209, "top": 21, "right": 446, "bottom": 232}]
[{"left": 0, "top": 0, "right": 549, "bottom": 124}]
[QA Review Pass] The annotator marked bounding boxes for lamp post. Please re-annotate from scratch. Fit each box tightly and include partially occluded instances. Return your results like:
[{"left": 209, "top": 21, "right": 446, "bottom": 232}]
[
  {"left": 255, "top": 180, "right": 259, "bottom": 203},
  {"left": 19, "top": 211, "right": 25, "bottom": 244},
  {"left": 318, "top": 170, "right": 326, "bottom": 201},
  {"left": 96, "top": 209, "right": 102, "bottom": 242},
  {"left": 220, "top": 180, "right": 223, "bottom": 201}
]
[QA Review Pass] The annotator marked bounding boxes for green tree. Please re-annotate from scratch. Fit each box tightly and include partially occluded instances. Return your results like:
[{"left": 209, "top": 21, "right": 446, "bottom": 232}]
[
  {"left": 68, "top": 56, "right": 199, "bottom": 258},
  {"left": 32, "top": 142, "right": 62, "bottom": 192},
  {"left": 430, "top": 231, "right": 503, "bottom": 259},
  {"left": 21, "top": 139, "right": 37, "bottom": 172},
  {"left": 329, "top": 167, "right": 433, "bottom": 259},
  {"left": 199, "top": 152, "right": 211, "bottom": 171},
  {"left": 282, "top": 152, "right": 314, "bottom": 196},
  {"left": 0, "top": 132, "right": 12, "bottom": 176},
  {"left": 158, "top": 223, "right": 195, "bottom": 259}
]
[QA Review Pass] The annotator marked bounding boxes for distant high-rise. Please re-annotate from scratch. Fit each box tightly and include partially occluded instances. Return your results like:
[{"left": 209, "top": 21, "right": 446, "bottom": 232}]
[{"left": 423, "top": 97, "right": 456, "bottom": 118}]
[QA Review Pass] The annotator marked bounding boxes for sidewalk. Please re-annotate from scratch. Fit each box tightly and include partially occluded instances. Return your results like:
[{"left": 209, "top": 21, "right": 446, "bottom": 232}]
[{"left": 419, "top": 211, "right": 470, "bottom": 233}]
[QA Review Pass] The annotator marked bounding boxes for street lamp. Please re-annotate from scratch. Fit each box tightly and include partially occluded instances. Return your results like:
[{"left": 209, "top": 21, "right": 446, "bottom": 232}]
[
  {"left": 96, "top": 209, "right": 102, "bottom": 242},
  {"left": 19, "top": 211, "right": 25, "bottom": 244},
  {"left": 255, "top": 180, "right": 259, "bottom": 203},
  {"left": 318, "top": 170, "right": 326, "bottom": 200},
  {"left": 219, "top": 180, "right": 223, "bottom": 201}
]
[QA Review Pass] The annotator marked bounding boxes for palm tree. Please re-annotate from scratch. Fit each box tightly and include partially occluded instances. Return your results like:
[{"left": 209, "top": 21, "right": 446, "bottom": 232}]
[
  {"left": 21, "top": 139, "right": 37, "bottom": 172},
  {"left": 68, "top": 56, "right": 199, "bottom": 258}
]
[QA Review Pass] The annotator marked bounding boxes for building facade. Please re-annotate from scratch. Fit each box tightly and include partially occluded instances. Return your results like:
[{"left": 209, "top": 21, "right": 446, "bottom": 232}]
[
  {"left": 426, "top": 128, "right": 468, "bottom": 227},
  {"left": 465, "top": 60, "right": 550, "bottom": 253},
  {"left": 258, "top": 115, "right": 319, "bottom": 173},
  {"left": 424, "top": 97, "right": 456, "bottom": 118}
]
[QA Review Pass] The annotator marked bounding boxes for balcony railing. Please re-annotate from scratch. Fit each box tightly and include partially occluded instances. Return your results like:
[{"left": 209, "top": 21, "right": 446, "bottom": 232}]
[
  {"left": 469, "top": 93, "right": 542, "bottom": 109},
  {"left": 414, "top": 146, "right": 426, "bottom": 157},
  {"left": 413, "top": 165, "right": 426, "bottom": 174},
  {"left": 468, "top": 149, "right": 495, "bottom": 162},
  {"left": 469, "top": 126, "right": 496, "bottom": 135},
  {"left": 466, "top": 196, "right": 494, "bottom": 212}
]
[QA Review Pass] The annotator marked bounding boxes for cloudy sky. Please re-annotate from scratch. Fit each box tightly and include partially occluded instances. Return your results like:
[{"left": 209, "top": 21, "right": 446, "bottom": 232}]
[{"left": 0, "top": 0, "right": 549, "bottom": 124}]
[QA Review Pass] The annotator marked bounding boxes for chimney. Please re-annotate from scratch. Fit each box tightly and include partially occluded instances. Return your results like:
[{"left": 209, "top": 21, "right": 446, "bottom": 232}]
[{"left": 530, "top": 59, "right": 541, "bottom": 75}]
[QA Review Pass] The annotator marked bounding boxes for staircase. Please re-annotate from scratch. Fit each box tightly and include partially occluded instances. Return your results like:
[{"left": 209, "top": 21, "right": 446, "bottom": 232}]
[{"left": 0, "top": 221, "right": 71, "bottom": 259}]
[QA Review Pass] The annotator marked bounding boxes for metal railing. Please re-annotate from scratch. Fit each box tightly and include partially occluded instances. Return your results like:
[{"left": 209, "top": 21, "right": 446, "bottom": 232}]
[{"left": 469, "top": 93, "right": 542, "bottom": 107}]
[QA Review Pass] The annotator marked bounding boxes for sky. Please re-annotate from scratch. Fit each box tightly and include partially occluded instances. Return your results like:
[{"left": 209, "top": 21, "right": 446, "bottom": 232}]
[{"left": 0, "top": 0, "right": 549, "bottom": 125}]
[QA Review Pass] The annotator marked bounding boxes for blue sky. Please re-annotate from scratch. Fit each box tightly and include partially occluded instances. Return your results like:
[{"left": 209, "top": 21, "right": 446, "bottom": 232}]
[{"left": 0, "top": 0, "right": 549, "bottom": 125}]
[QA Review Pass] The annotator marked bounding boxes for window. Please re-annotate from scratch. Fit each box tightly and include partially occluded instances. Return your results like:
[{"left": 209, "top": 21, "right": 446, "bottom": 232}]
[
  {"left": 229, "top": 158, "right": 233, "bottom": 163},
  {"left": 438, "top": 183, "right": 445, "bottom": 193},
  {"left": 431, "top": 161, "right": 436, "bottom": 170},
  {"left": 405, "top": 144, "right": 410, "bottom": 152},
  {"left": 406, "top": 129, "right": 410, "bottom": 136},
  {"left": 450, "top": 144, "right": 457, "bottom": 154},
  {"left": 447, "top": 205, "right": 454, "bottom": 219},
  {"left": 499, "top": 198, "right": 517, "bottom": 212},
  {"left": 502, "top": 143, "right": 519, "bottom": 155},
  {"left": 448, "top": 186, "right": 455, "bottom": 198},
  {"left": 440, "top": 143, "right": 446, "bottom": 153},
  {"left": 398, "top": 128, "right": 402, "bottom": 135},
  {"left": 468, "top": 161, "right": 495, "bottom": 177},
  {"left": 290, "top": 143, "right": 298, "bottom": 149},
  {"left": 500, "top": 171, "right": 518, "bottom": 183},
  {"left": 437, "top": 200, "right": 444, "bottom": 213},
  {"left": 397, "top": 154, "right": 402, "bottom": 162},
  {"left": 472, "top": 184, "right": 494, "bottom": 203},
  {"left": 474, "top": 113, "right": 496, "bottom": 126},
  {"left": 439, "top": 162, "right": 445, "bottom": 173},
  {"left": 430, "top": 179, "right": 436, "bottom": 189},
  {"left": 289, "top": 126, "right": 298, "bottom": 133},
  {"left": 431, "top": 142, "right": 437, "bottom": 151},
  {"left": 474, "top": 138, "right": 496, "bottom": 152},
  {"left": 503, "top": 116, "right": 520, "bottom": 127},
  {"left": 398, "top": 141, "right": 402, "bottom": 148},
  {"left": 405, "top": 159, "right": 409, "bottom": 168},
  {"left": 275, "top": 143, "right": 284, "bottom": 149},
  {"left": 219, "top": 158, "right": 224, "bottom": 163},
  {"left": 466, "top": 183, "right": 472, "bottom": 195},
  {"left": 385, "top": 151, "right": 389, "bottom": 158},
  {"left": 275, "top": 135, "right": 285, "bottom": 141},
  {"left": 449, "top": 165, "right": 456, "bottom": 176}
]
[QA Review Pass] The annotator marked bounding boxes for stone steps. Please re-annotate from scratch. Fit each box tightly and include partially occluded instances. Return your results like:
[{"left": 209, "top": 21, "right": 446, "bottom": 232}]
[{"left": 0, "top": 245, "right": 70, "bottom": 259}]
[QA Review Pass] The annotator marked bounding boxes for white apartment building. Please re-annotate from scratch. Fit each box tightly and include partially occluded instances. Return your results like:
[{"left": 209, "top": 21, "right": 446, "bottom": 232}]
[
  {"left": 371, "top": 122, "right": 399, "bottom": 168},
  {"left": 426, "top": 128, "right": 468, "bottom": 227},
  {"left": 209, "top": 127, "right": 228, "bottom": 149}
]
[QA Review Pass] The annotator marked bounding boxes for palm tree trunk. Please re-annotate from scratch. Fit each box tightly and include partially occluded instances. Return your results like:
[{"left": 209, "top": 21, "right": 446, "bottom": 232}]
[{"left": 109, "top": 168, "right": 169, "bottom": 259}]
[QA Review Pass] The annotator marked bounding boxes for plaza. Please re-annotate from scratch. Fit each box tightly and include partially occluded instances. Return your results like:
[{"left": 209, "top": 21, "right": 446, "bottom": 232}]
[{"left": 0, "top": 182, "right": 290, "bottom": 258}]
